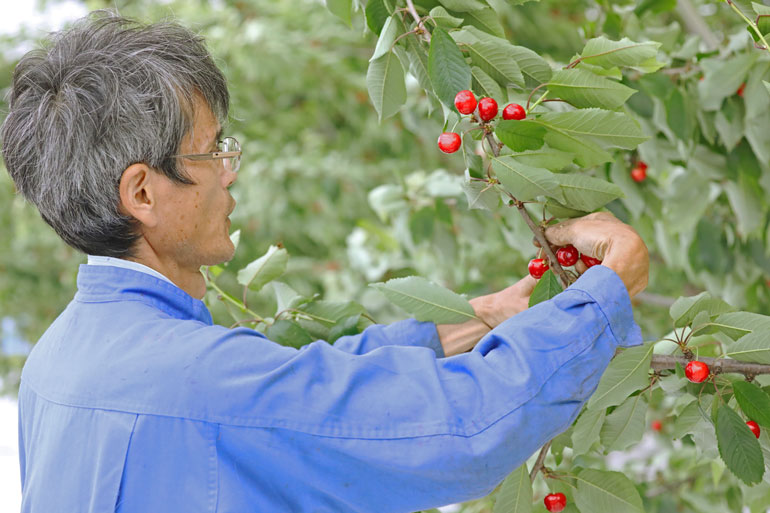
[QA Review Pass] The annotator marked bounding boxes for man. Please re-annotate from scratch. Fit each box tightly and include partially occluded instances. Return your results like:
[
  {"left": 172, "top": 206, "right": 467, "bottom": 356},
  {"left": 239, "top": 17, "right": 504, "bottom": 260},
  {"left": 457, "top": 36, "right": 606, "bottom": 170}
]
[{"left": 2, "top": 11, "right": 648, "bottom": 513}]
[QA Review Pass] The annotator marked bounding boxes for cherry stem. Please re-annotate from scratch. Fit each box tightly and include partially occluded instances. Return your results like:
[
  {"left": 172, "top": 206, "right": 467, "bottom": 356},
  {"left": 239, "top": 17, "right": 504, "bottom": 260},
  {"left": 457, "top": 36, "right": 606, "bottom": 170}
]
[
  {"left": 483, "top": 131, "right": 571, "bottom": 289},
  {"left": 529, "top": 440, "right": 552, "bottom": 483}
]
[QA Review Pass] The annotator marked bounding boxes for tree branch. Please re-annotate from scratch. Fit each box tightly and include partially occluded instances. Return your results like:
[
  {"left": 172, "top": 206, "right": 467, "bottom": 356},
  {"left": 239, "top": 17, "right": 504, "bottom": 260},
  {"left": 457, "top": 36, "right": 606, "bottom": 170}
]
[
  {"left": 650, "top": 354, "right": 770, "bottom": 377},
  {"left": 529, "top": 440, "right": 552, "bottom": 483}
]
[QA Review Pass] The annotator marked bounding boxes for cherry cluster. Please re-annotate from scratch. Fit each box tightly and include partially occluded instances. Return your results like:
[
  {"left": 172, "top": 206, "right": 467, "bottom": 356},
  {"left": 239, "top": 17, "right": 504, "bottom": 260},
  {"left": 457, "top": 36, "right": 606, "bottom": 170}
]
[
  {"left": 527, "top": 244, "right": 602, "bottom": 280},
  {"left": 437, "top": 90, "right": 527, "bottom": 154}
]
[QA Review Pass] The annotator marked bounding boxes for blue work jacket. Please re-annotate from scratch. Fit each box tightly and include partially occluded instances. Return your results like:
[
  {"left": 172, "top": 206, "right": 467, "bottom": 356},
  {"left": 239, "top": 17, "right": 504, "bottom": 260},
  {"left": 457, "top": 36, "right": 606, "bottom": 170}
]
[{"left": 18, "top": 263, "right": 641, "bottom": 512}]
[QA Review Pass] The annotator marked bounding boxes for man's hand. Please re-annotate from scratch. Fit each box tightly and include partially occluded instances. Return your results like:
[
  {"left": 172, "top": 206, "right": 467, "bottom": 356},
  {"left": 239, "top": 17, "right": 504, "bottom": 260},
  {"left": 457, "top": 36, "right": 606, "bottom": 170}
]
[{"left": 543, "top": 212, "right": 649, "bottom": 297}]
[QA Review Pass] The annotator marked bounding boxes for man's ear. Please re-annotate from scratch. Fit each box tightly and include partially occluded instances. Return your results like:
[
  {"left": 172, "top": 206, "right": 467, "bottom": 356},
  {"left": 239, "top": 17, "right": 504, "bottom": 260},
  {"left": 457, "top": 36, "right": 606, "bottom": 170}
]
[{"left": 119, "top": 163, "right": 160, "bottom": 228}]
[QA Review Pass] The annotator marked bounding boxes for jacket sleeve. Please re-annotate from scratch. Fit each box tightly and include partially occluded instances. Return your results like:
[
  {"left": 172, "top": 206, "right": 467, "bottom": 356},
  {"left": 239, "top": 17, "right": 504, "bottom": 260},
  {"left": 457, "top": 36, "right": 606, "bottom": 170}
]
[
  {"left": 201, "top": 265, "right": 643, "bottom": 512},
  {"left": 330, "top": 318, "right": 445, "bottom": 357}
]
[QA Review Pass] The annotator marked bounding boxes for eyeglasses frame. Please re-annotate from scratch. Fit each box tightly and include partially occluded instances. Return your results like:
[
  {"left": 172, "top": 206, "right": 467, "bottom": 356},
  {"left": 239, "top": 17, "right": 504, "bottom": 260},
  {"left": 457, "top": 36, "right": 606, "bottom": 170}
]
[{"left": 173, "top": 136, "right": 242, "bottom": 172}]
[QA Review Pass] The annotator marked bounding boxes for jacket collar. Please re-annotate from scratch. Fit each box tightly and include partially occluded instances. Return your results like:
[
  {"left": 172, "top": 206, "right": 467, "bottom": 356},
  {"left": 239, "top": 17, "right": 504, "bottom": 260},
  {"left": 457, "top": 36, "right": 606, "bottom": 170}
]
[{"left": 74, "top": 264, "right": 214, "bottom": 324}]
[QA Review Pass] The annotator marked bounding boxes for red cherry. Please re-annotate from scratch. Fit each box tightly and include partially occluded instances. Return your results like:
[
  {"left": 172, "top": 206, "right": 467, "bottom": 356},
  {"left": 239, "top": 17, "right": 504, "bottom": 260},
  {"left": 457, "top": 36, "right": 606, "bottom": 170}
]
[
  {"left": 437, "top": 132, "right": 461, "bottom": 154},
  {"left": 684, "top": 361, "right": 710, "bottom": 383},
  {"left": 556, "top": 245, "right": 579, "bottom": 267},
  {"left": 630, "top": 165, "right": 647, "bottom": 183},
  {"left": 502, "top": 103, "right": 526, "bottom": 121},
  {"left": 737, "top": 83, "right": 746, "bottom": 97},
  {"left": 580, "top": 254, "right": 602, "bottom": 268},
  {"left": 544, "top": 492, "right": 567, "bottom": 513},
  {"left": 651, "top": 420, "right": 663, "bottom": 432},
  {"left": 478, "top": 97, "right": 498, "bottom": 122},
  {"left": 747, "top": 420, "right": 760, "bottom": 438},
  {"left": 637, "top": 160, "right": 648, "bottom": 171},
  {"left": 454, "top": 90, "right": 477, "bottom": 115},
  {"left": 528, "top": 258, "right": 549, "bottom": 279}
]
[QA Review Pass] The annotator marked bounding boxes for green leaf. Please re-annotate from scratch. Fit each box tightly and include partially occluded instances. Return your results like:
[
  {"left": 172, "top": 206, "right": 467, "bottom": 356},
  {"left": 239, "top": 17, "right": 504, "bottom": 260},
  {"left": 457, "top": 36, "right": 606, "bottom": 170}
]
[
  {"left": 236, "top": 245, "right": 289, "bottom": 292},
  {"left": 733, "top": 381, "right": 770, "bottom": 428},
  {"left": 370, "top": 15, "right": 399, "bottom": 62},
  {"left": 266, "top": 319, "right": 314, "bottom": 348},
  {"left": 724, "top": 175, "right": 764, "bottom": 239},
  {"left": 535, "top": 109, "right": 648, "bottom": 149},
  {"left": 669, "top": 292, "right": 735, "bottom": 329},
  {"left": 465, "top": 40, "right": 525, "bottom": 89},
  {"left": 492, "top": 156, "right": 563, "bottom": 202},
  {"left": 710, "top": 312, "right": 770, "bottom": 340},
  {"left": 495, "top": 120, "right": 546, "bottom": 152},
  {"left": 325, "top": 0, "right": 352, "bottom": 26},
  {"left": 365, "top": 0, "right": 392, "bottom": 34},
  {"left": 580, "top": 36, "right": 663, "bottom": 71},
  {"left": 438, "top": 0, "right": 486, "bottom": 12},
  {"left": 327, "top": 314, "right": 363, "bottom": 343},
  {"left": 528, "top": 270, "right": 562, "bottom": 307},
  {"left": 457, "top": 8, "right": 506, "bottom": 39},
  {"left": 764, "top": 80, "right": 770, "bottom": 96},
  {"left": 493, "top": 464, "right": 532, "bottom": 513},
  {"left": 556, "top": 174, "right": 624, "bottom": 212},
  {"left": 545, "top": 198, "right": 590, "bottom": 219},
  {"left": 295, "top": 300, "right": 367, "bottom": 328},
  {"left": 716, "top": 405, "right": 765, "bottom": 485},
  {"left": 600, "top": 394, "right": 648, "bottom": 452},
  {"left": 587, "top": 343, "right": 654, "bottom": 410},
  {"left": 574, "top": 469, "right": 644, "bottom": 513},
  {"left": 429, "top": 6, "right": 464, "bottom": 28},
  {"left": 672, "top": 400, "right": 705, "bottom": 439},
  {"left": 572, "top": 407, "right": 606, "bottom": 456},
  {"left": 547, "top": 69, "right": 636, "bottom": 110},
  {"left": 471, "top": 66, "right": 504, "bottom": 101},
  {"left": 544, "top": 131, "right": 611, "bottom": 168},
  {"left": 428, "top": 27, "right": 472, "bottom": 109},
  {"left": 409, "top": 206, "right": 435, "bottom": 243},
  {"left": 461, "top": 178, "right": 499, "bottom": 210},
  {"left": 509, "top": 149, "right": 574, "bottom": 171},
  {"left": 371, "top": 276, "right": 477, "bottom": 323},
  {"left": 367, "top": 51, "right": 407, "bottom": 121},
  {"left": 727, "top": 331, "right": 770, "bottom": 364}
]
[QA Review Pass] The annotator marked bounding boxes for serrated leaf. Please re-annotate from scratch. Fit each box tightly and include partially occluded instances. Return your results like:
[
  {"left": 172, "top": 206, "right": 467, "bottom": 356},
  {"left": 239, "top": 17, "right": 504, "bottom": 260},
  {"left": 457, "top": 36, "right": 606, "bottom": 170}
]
[
  {"left": 471, "top": 66, "right": 504, "bottom": 101},
  {"left": 572, "top": 408, "right": 606, "bottom": 456},
  {"left": 535, "top": 109, "right": 648, "bottom": 149},
  {"left": 492, "top": 156, "right": 563, "bottom": 202},
  {"left": 371, "top": 276, "right": 477, "bottom": 324},
  {"left": 495, "top": 120, "right": 546, "bottom": 152},
  {"left": 710, "top": 312, "right": 770, "bottom": 340},
  {"left": 429, "top": 27, "right": 472, "bottom": 109},
  {"left": 451, "top": 26, "right": 551, "bottom": 84},
  {"left": 458, "top": 8, "right": 506, "bottom": 39},
  {"left": 673, "top": 400, "right": 705, "bottom": 439},
  {"left": 547, "top": 69, "right": 636, "bottom": 110},
  {"left": 325, "top": 0, "right": 352, "bottom": 26},
  {"left": 465, "top": 40, "right": 525, "bottom": 89},
  {"left": 587, "top": 343, "right": 654, "bottom": 410},
  {"left": 544, "top": 130, "right": 611, "bottom": 168},
  {"left": 669, "top": 292, "right": 736, "bottom": 328},
  {"left": 430, "top": 6, "right": 464, "bottom": 28},
  {"left": 493, "top": 464, "right": 532, "bottom": 513},
  {"left": 528, "top": 270, "right": 562, "bottom": 307},
  {"left": 600, "top": 394, "right": 648, "bottom": 452},
  {"left": 727, "top": 330, "right": 770, "bottom": 364},
  {"left": 439, "top": 0, "right": 486, "bottom": 11},
  {"left": 733, "top": 381, "right": 770, "bottom": 428},
  {"left": 545, "top": 198, "right": 590, "bottom": 219},
  {"left": 367, "top": 51, "right": 406, "bottom": 121},
  {"left": 236, "top": 245, "right": 288, "bottom": 292},
  {"left": 716, "top": 405, "right": 765, "bottom": 485},
  {"left": 370, "top": 15, "right": 400, "bottom": 62},
  {"left": 266, "top": 319, "right": 314, "bottom": 348},
  {"left": 509, "top": 149, "right": 574, "bottom": 171},
  {"left": 574, "top": 469, "right": 644, "bottom": 513},
  {"left": 556, "top": 174, "right": 624, "bottom": 212},
  {"left": 295, "top": 300, "right": 367, "bottom": 328},
  {"left": 365, "top": 0, "right": 392, "bottom": 34},
  {"left": 580, "top": 36, "right": 663, "bottom": 71},
  {"left": 461, "top": 178, "right": 499, "bottom": 210}
]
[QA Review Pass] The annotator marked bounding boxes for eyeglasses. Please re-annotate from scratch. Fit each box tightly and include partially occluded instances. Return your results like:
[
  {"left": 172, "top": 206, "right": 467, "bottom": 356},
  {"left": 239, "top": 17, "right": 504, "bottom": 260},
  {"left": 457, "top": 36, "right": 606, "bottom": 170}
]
[{"left": 174, "top": 136, "right": 242, "bottom": 172}]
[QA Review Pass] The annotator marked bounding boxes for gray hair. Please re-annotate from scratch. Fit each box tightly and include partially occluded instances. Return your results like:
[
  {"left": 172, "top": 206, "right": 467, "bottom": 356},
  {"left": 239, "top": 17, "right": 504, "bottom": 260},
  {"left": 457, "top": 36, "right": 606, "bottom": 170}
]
[{"left": 1, "top": 11, "right": 229, "bottom": 257}]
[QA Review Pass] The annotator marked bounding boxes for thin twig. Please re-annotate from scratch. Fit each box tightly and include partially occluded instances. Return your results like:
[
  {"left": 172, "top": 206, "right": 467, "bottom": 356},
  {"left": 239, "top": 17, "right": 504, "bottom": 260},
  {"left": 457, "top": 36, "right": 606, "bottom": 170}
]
[{"left": 530, "top": 441, "right": 552, "bottom": 482}]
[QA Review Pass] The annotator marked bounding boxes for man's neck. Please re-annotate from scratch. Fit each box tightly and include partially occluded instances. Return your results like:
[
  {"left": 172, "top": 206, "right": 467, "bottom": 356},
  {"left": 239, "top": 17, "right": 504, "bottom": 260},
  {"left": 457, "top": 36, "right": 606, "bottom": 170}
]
[{"left": 126, "top": 242, "right": 207, "bottom": 299}]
